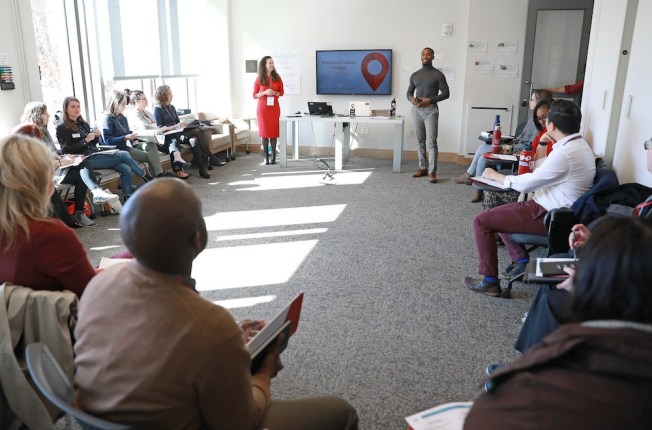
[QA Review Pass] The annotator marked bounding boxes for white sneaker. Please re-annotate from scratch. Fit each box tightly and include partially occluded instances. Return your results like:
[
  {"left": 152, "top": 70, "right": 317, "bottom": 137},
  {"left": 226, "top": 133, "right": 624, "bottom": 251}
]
[
  {"left": 75, "top": 213, "right": 97, "bottom": 227},
  {"left": 92, "top": 187, "right": 117, "bottom": 204}
]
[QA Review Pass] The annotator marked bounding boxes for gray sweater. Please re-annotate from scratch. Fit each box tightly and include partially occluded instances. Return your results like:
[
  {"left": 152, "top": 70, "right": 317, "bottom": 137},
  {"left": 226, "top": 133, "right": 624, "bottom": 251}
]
[{"left": 406, "top": 65, "right": 450, "bottom": 104}]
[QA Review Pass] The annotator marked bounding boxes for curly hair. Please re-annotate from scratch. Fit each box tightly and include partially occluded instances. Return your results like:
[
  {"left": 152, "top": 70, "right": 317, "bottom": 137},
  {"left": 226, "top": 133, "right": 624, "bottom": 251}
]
[
  {"left": 155, "top": 85, "right": 172, "bottom": 106},
  {"left": 0, "top": 134, "right": 54, "bottom": 251}
]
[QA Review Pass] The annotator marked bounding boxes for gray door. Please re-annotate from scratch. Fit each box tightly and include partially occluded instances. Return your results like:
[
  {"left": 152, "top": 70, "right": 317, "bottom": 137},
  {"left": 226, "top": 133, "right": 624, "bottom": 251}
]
[{"left": 520, "top": 0, "right": 594, "bottom": 123}]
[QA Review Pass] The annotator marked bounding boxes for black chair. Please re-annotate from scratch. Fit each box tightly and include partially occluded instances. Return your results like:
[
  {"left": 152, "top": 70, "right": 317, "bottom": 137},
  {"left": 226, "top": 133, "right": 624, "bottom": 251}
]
[
  {"left": 504, "top": 208, "right": 576, "bottom": 298},
  {"left": 25, "top": 343, "right": 131, "bottom": 430}
]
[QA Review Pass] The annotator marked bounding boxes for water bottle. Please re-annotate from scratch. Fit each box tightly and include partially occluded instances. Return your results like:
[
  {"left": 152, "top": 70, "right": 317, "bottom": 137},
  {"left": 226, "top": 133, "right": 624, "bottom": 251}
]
[
  {"left": 390, "top": 98, "right": 396, "bottom": 116},
  {"left": 267, "top": 143, "right": 272, "bottom": 155},
  {"left": 491, "top": 115, "right": 502, "bottom": 154}
]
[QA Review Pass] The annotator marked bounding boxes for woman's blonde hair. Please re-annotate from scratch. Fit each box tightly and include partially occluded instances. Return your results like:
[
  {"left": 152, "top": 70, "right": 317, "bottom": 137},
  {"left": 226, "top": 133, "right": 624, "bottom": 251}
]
[
  {"left": 105, "top": 90, "right": 129, "bottom": 116},
  {"left": 154, "top": 85, "right": 172, "bottom": 106},
  {"left": 21, "top": 102, "right": 48, "bottom": 126},
  {"left": 0, "top": 134, "right": 54, "bottom": 251}
]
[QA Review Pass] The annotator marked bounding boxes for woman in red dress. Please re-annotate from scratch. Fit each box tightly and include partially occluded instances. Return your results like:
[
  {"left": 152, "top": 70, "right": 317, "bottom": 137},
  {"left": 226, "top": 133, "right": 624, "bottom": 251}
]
[{"left": 253, "top": 56, "right": 284, "bottom": 164}]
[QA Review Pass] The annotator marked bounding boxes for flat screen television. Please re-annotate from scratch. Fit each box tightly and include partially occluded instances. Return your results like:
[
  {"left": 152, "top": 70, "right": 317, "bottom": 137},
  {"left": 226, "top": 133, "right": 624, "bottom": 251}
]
[{"left": 316, "top": 49, "right": 392, "bottom": 95}]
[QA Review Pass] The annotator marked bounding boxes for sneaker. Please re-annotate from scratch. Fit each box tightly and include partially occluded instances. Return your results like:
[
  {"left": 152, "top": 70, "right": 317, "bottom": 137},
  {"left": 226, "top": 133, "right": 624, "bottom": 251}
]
[
  {"left": 75, "top": 213, "right": 97, "bottom": 227},
  {"left": 499, "top": 261, "right": 528, "bottom": 280},
  {"left": 91, "top": 187, "right": 117, "bottom": 204}
]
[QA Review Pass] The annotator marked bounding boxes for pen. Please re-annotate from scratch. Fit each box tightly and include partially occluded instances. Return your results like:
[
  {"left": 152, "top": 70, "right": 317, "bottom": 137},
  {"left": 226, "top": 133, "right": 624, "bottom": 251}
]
[{"left": 570, "top": 230, "right": 577, "bottom": 259}]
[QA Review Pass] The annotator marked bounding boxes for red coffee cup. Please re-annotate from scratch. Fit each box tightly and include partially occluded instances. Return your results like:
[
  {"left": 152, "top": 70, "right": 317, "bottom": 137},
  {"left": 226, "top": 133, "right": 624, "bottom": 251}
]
[{"left": 518, "top": 150, "right": 534, "bottom": 175}]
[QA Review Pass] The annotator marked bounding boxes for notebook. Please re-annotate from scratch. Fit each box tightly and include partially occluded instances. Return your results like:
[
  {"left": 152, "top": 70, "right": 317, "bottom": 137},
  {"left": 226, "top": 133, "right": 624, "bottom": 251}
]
[{"left": 307, "top": 102, "right": 334, "bottom": 116}]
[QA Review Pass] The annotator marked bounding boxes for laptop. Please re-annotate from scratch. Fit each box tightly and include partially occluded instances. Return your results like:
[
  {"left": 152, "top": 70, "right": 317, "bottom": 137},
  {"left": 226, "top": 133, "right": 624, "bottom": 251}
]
[
  {"left": 349, "top": 101, "right": 371, "bottom": 117},
  {"left": 308, "top": 102, "right": 334, "bottom": 116}
]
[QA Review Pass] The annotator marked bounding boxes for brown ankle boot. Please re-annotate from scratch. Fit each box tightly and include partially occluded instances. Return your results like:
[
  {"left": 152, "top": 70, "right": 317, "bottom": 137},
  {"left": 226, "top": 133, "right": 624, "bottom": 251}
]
[
  {"left": 452, "top": 172, "right": 473, "bottom": 185},
  {"left": 471, "top": 189, "right": 484, "bottom": 203}
]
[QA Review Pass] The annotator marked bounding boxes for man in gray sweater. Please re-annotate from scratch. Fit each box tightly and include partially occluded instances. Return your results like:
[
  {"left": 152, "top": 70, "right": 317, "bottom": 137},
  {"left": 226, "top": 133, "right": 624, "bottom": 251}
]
[{"left": 407, "top": 47, "right": 450, "bottom": 183}]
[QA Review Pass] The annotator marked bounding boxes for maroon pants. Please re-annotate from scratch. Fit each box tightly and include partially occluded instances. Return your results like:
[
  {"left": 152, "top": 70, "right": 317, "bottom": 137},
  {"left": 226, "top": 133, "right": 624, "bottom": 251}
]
[{"left": 473, "top": 200, "right": 548, "bottom": 276}]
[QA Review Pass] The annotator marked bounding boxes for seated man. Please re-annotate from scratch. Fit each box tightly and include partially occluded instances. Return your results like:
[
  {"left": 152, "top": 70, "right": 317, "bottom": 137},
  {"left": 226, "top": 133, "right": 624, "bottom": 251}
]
[
  {"left": 73, "top": 179, "right": 359, "bottom": 429},
  {"left": 464, "top": 100, "right": 595, "bottom": 297}
]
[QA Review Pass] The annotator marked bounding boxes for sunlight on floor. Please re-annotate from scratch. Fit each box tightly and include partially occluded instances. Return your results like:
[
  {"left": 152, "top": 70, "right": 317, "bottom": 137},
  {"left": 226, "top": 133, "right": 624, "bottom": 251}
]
[
  {"left": 216, "top": 228, "right": 328, "bottom": 242},
  {"left": 193, "top": 240, "right": 319, "bottom": 291},
  {"left": 212, "top": 294, "right": 276, "bottom": 309},
  {"left": 205, "top": 204, "right": 346, "bottom": 231},
  {"left": 228, "top": 170, "right": 372, "bottom": 191},
  {"left": 89, "top": 245, "right": 122, "bottom": 251}
]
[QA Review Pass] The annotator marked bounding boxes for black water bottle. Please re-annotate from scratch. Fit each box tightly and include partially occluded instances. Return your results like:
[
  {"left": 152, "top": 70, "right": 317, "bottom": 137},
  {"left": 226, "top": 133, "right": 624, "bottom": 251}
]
[{"left": 390, "top": 98, "right": 396, "bottom": 116}]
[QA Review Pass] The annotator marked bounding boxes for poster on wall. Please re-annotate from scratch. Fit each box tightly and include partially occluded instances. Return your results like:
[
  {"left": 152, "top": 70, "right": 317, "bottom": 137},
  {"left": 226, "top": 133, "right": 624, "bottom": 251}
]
[
  {"left": 497, "top": 63, "right": 519, "bottom": 78},
  {"left": 473, "top": 59, "right": 494, "bottom": 74},
  {"left": 467, "top": 41, "right": 488, "bottom": 54},
  {"left": 270, "top": 48, "right": 300, "bottom": 95},
  {"left": 497, "top": 41, "right": 518, "bottom": 55}
]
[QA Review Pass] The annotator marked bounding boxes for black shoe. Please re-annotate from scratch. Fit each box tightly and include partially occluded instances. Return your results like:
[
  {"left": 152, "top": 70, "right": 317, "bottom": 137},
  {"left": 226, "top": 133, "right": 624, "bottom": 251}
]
[
  {"left": 499, "top": 261, "right": 528, "bottom": 280},
  {"left": 199, "top": 170, "right": 211, "bottom": 179},
  {"left": 173, "top": 161, "right": 191, "bottom": 170},
  {"left": 156, "top": 172, "right": 176, "bottom": 178},
  {"left": 207, "top": 164, "right": 213, "bottom": 170},
  {"left": 142, "top": 173, "right": 154, "bottom": 182},
  {"left": 209, "top": 158, "right": 226, "bottom": 167},
  {"left": 464, "top": 277, "right": 501, "bottom": 297}
]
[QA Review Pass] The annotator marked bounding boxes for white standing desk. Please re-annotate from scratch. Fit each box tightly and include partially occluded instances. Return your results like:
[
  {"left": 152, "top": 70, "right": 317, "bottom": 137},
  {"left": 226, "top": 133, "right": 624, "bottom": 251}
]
[{"left": 279, "top": 115, "right": 405, "bottom": 172}]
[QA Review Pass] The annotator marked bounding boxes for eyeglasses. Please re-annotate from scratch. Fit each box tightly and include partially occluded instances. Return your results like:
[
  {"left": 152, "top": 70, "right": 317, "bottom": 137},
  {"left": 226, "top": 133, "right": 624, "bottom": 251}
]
[
  {"left": 645, "top": 139, "right": 652, "bottom": 150},
  {"left": 529, "top": 98, "right": 539, "bottom": 102},
  {"left": 537, "top": 115, "right": 548, "bottom": 123}
]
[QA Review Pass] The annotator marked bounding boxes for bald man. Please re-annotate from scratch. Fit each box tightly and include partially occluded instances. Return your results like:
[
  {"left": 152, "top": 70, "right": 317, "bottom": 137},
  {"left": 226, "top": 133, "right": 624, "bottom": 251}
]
[{"left": 73, "top": 179, "right": 358, "bottom": 430}]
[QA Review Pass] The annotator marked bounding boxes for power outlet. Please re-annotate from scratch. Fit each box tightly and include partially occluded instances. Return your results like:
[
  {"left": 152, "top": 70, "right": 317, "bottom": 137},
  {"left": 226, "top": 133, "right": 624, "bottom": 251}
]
[{"left": 359, "top": 127, "right": 369, "bottom": 135}]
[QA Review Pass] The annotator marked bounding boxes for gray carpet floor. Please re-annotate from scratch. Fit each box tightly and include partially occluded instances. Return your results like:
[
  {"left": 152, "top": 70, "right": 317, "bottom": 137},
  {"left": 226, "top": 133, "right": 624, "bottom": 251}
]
[{"left": 66, "top": 152, "right": 541, "bottom": 429}]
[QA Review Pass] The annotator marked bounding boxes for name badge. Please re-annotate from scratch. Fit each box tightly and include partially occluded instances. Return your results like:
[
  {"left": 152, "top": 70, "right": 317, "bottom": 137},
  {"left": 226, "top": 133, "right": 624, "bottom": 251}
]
[
  {"left": 72, "top": 133, "right": 81, "bottom": 138},
  {"left": 267, "top": 96, "right": 275, "bottom": 107}
]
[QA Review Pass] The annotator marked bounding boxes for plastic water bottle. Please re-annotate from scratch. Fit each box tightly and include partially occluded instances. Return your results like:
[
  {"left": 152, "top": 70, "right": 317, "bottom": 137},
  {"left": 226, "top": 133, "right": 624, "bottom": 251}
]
[
  {"left": 390, "top": 98, "right": 396, "bottom": 116},
  {"left": 491, "top": 115, "right": 502, "bottom": 154},
  {"left": 267, "top": 143, "right": 272, "bottom": 155}
]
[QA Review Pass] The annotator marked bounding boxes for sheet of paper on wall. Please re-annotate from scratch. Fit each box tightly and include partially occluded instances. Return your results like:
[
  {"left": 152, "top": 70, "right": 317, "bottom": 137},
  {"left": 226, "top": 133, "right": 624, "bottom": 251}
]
[
  {"left": 467, "top": 41, "right": 488, "bottom": 54},
  {"left": 438, "top": 66, "right": 456, "bottom": 81},
  {"left": 473, "top": 59, "right": 494, "bottom": 74},
  {"left": 405, "top": 402, "right": 473, "bottom": 430},
  {"left": 497, "top": 63, "right": 519, "bottom": 78},
  {"left": 496, "top": 40, "right": 518, "bottom": 55}
]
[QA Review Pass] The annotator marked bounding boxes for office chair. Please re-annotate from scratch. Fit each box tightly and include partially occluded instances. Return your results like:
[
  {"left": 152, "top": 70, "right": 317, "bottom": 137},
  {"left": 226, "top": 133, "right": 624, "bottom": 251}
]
[{"left": 25, "top": 343, "right": 131, "bottom": 430}]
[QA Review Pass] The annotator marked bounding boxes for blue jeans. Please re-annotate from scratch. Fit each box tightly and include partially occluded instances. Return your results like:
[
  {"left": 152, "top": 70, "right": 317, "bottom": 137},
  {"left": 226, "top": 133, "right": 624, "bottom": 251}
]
[
  {"left": 467, "top": 144, "right": 493, "bottom": 177},
  {"left": 88, "top": 151, "right": 145, "bottom": 196}
]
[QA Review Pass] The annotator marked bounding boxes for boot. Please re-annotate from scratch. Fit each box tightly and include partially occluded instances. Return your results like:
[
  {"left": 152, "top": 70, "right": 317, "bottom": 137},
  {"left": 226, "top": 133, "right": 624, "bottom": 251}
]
[
  {"left": 452, "top": 172, "right": 473, "bottom": 185},
  {"left": 191, "top": 146, "right": 210, "bottom": 179},
  {"left": 471, "top": 189, "right": 484, "bottom": 203},
  {"left": 265, "top": 153, "right": 270, "bottom": 165}
]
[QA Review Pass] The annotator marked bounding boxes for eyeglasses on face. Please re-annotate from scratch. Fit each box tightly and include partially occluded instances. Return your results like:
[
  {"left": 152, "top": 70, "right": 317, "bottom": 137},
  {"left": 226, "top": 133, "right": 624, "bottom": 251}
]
[
  {"left": 537, "top": 115, "right": 548, "bottom": 122},
  {"left": 645, "top": 139, "right": 652, "bottom": 150}
]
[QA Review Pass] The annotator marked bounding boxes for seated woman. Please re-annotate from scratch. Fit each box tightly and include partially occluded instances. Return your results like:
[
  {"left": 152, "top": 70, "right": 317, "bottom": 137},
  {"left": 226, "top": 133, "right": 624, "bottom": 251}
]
[
  {"left": 452, "top": 89, "right": 553, "bottom": 202},
  {"left": 124, "top": 89, "right": 190, "bottom": 179},
  {"left": 56, "top": 96, "right": 150, "bottom": 201},
  {"left": 465, "top": 216, "right": 652, "bottom": 429},
  {"left": 0, "top": 133, "right": 96, "bottom": 297},
  {"left": 20, "top": 103, "right": 117, "bottom": 224},
  {"left": 153, "top": 84, "right": 225, "bottom": 179},
  {"left": 102, "top": 90, "right": 169, "bottom": 178}
]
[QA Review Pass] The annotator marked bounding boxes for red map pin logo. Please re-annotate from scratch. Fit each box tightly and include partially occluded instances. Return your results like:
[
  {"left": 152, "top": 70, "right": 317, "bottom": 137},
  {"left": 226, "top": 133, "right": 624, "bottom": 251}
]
[{"left": 361, "top": 52, "right": 389, "bottom": 91}]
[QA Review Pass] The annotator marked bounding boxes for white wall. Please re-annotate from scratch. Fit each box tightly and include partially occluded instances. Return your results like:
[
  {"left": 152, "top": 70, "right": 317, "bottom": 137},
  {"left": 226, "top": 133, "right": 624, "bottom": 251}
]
[{"left": 0, "top": 0, "right": 42, "bottom": 133}]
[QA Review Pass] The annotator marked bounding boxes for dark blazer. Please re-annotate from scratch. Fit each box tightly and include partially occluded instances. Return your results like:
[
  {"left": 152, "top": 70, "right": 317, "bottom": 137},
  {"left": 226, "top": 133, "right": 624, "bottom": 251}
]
[{"left": 56, "top": 120, "right": 99, "bottom": 155}]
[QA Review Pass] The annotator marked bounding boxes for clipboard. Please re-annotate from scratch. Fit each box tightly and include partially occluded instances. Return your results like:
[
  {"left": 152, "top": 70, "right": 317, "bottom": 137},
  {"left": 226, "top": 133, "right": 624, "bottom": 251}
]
[{"left": 248, "top": 292, "right": 304, "bottom": 373}]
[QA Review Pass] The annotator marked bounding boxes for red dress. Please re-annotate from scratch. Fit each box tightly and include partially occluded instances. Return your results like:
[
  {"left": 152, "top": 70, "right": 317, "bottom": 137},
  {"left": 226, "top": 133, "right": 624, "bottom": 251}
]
[{"left": 253, "top": 77, "right": 284, "bottom": 138}]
